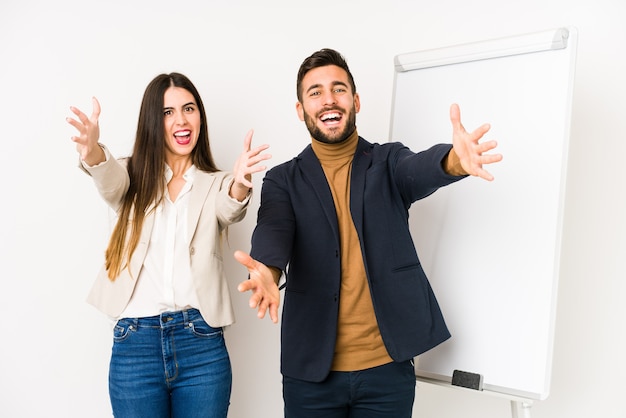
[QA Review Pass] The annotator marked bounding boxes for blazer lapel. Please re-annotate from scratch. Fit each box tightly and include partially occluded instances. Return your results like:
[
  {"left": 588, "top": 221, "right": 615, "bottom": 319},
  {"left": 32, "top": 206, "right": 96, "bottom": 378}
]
[
  {"left": 128, "top": 206, "right": 155, "bottom": 279},
  {"left": 187, "top": 171, "right": 217, "bottom": 241},
  {"left": 298, "top": 140, "right": 372, "bottom": 237},
  {"left": 349, "top": 138, "right": 371, "bottom": 233},
  {"left": 298, "top": 146, "right": 341, "bottom": 236}
]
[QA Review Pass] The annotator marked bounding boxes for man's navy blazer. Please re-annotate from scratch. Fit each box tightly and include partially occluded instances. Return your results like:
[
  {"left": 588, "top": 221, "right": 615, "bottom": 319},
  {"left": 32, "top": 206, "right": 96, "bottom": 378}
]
[{"left": 250, "top": 137, "right": 465, "bottom": 382}]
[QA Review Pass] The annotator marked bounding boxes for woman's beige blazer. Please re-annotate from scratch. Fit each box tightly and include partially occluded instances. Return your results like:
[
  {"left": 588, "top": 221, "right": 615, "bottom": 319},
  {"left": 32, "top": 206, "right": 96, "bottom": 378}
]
[{"left": 80, "top": 146, "right": 250, "bottom": 327}]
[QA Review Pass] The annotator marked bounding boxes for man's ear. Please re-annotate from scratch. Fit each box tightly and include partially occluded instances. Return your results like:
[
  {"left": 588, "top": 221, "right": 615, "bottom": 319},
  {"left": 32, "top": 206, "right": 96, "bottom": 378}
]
[{"left": 296, "top": 101, "right": 305, "bottom": 121}]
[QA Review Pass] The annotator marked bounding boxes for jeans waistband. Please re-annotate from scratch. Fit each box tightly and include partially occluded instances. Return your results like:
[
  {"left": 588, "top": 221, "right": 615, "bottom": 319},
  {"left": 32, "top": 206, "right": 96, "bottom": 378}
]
[{"left": 120, "top": 308, "right": 206, "bottom": 329}]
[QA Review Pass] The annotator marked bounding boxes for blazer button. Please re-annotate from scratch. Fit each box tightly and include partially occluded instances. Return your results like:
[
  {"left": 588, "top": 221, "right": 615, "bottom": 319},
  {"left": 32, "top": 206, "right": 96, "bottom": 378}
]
[{"left": 190, "top": 247, "right": 195, "bottom": 255}]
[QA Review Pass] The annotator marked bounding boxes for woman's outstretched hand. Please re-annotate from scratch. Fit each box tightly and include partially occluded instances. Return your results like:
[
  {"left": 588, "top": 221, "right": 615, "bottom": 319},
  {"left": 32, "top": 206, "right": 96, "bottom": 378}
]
[
  {"left": 67, "top": 96, "right": 105, "bottom": 166},
  {"left": 230, "top": 129, "right": 271, "bottom": 201}
]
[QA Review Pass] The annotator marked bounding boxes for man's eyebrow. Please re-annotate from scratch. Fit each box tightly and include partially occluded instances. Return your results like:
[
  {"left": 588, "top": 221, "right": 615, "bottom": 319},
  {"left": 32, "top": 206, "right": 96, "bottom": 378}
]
[
  {"left": 305, "top": 83, "right": 323, "bottom": 94},
  {"left": 305, "top": 81, "right": 348, "bottom": 94}
]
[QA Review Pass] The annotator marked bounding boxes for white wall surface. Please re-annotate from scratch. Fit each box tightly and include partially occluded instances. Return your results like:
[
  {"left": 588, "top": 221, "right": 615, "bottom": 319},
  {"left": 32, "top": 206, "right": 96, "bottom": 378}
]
[{"left": 0, "top": 1, "right": 623, "bottom": 417}]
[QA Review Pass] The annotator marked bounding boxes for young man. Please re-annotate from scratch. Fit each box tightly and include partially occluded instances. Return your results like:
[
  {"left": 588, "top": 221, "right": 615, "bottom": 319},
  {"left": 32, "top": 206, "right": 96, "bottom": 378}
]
[{"left": 235, "top": 48, "right": 502, "bottom": 417}]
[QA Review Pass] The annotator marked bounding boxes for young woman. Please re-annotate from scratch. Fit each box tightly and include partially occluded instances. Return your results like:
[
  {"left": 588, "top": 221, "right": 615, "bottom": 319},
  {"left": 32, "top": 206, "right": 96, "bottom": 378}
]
[{"left": 67, "top": 72, "right": 270, "bottom": 418}]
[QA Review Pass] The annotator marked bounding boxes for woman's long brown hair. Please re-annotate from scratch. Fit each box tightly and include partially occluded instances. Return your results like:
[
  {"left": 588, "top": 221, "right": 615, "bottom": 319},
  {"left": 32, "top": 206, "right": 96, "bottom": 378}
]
[{"left": 105, "top": 73, "right": 219, "bottom": 280}]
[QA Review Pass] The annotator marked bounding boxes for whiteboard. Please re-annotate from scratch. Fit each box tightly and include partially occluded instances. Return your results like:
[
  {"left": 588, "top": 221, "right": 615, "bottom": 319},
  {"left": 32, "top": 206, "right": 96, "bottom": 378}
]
[{"left": 389, "top": 27, "right": 577, "bottom": 400}]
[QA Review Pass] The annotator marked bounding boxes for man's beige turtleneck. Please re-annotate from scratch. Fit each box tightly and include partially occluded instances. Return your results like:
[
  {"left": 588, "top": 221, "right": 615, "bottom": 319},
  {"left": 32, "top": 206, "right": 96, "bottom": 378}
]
[{"left": 311, "top": 130, "right": 393, "bottom": 371}]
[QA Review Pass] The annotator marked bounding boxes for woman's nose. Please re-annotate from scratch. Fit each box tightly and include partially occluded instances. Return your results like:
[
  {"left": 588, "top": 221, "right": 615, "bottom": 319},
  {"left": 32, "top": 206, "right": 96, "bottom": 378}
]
[{"left": 176, "top": 112, "right": 188, "bottom": 125}]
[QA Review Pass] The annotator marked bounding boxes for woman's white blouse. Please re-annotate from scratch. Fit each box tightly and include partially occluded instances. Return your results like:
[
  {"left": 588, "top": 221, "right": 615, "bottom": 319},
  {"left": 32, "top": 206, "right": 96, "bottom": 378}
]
[{"left": 119, "top": 164, "right": 200, "bottom": 319}]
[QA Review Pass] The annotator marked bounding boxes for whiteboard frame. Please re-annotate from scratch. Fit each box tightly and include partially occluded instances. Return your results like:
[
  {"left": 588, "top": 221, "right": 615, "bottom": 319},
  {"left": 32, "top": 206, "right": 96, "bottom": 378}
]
[{"left": 394, "top": 28, "right": 570, "bottom": 72}]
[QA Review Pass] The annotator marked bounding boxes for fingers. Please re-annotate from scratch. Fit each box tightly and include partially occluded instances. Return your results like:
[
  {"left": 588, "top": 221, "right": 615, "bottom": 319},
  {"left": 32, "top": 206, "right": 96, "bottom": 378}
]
[
  {"left": 237, "top": 277, "right": 277, "bottom": 323},
  {"left": 472, "top": 122, "right": 491, "bottom": 138},
  {"left": 476, "top": 139, "right": 499, "bottom": 154},
  {"left": 449, "top": 103, "right": 463, "bottom": 133},
  {"left": 240, "top": 288, "right": 265, "bottom": 318},
  {"left": 242, "top": 129, "right": 270, "bottom": 163},
  {"left": 469, "top": 146, "right": 503, "bottom": 182},
  {"left": 247, "top": 143, "right": 272, "bottom": 166},
  {"left": 236, "top": 131, "right": 271, "bottom": 167},
  {"left": 233, "top": 136, "right": 271, "bottom": 190},
  {"left": 234, "top": 250, "right": 261, "bottom": 294},
  {"left": 475, "top": 139, "right": 503, "bottom": 167},
  {"left": 243, "top": 129, "right": 253, "bottom": 152},
  {"left": 482, "top": 152, "right": 503, "bottom": 164},
  {"left": 452, "top": 103, "right": 492, "bottom": 142},
  {"left": 244, "top": 146, "right": 271, "bottom": 179},
  {"left": 68, "top": 97, "right": 101, "bottom": 126},
  {"left": 91, "top": 96, "right": 101, "bottom": 120},
  {"left": 89, "top": 97, "right": 100, "bottom": 126},
  {"left": 475, "top": 168, "right": 495, "bottom": 182},
  {"left": 237, "top": 279, "right": 255, "bottom": 293},
  {"left": 67, "top": 96, "right": 101, "bottom": 139},
  {"left": 67, "top": 107, "right": 87, "bottom": 137},
  {"left": 234, "top": 249, "right": 253, "bottom": 268},
  {"left": 449, "top": 102, "right": 503, "bottom": 181},
  {"left": 234, "top": 250, "right": 280, "bottom": 323},
  {"left": 269, "top": 303, "right": 279, "bottom": 323},
  {"left": 255, "top": 297, "right": 269, "bottom": 318},
  {"left": 254, "top": 293, "right": 279, "bottom": 323},
  {"left": 66, "top": 117, "right": 83, "bottom": 139}
]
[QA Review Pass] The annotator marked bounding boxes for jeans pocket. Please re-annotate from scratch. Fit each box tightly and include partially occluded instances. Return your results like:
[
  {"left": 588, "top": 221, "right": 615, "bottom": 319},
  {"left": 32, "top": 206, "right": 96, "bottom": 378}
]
[
  {"left": 113, "top": 321, "right": 134, "bottom": 343},
  {"left": 188, "top": 319, "right": 222, "bottom": 339}
]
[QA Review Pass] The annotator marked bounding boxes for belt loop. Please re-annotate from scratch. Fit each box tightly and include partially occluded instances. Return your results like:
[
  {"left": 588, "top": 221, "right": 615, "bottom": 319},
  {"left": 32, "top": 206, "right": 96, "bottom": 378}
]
[{"left": 183, "top": 309, "right": 190, "bottom": 326}]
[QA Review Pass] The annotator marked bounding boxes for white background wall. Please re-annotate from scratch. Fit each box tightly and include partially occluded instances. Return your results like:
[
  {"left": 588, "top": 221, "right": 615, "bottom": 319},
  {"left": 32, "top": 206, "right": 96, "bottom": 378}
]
[{"left": 0, "top": 1, "right": 623, "bottom": 417}]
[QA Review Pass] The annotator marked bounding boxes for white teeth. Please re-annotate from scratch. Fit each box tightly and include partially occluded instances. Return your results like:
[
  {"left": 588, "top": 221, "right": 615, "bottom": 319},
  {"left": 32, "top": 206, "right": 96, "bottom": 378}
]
[
  {"left": 174, "top": 131, "right": 190, "bottom": 137},
  {"left": 321, "top": 113, "right": 340, "bottom": 121}
]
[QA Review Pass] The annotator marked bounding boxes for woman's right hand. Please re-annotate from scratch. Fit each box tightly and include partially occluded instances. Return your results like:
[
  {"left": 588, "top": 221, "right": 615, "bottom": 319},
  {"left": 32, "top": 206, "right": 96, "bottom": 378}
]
[
  {"left": 67, "top": 96, "right": 105, "bottom": 166},
  {"left": 229, "top": 129, "right": 271, "bottom": 201}
]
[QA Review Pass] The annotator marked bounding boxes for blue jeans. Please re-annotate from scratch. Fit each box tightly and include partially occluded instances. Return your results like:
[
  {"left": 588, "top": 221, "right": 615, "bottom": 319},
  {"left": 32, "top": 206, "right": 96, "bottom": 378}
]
[
  {"left": 108, "top": 308, "right": 231, "bottom": 418},
  {"left": 283, "top": 360, "right": 416, "bottom": 418}
]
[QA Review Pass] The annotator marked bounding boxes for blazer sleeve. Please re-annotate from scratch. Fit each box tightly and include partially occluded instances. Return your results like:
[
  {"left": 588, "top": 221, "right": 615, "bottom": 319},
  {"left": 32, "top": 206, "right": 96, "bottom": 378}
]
[
  {"left": 249, "top": 164, "right": 296, "bottom": 272},
  {"left": 78, "top": 144, "right": 130, "bottom": 212}
]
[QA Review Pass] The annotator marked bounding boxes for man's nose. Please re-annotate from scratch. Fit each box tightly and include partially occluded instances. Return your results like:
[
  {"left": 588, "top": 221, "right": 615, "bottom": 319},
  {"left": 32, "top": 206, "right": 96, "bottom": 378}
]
[{"left": 322, "top": 91, "right": 337, "bottom": 105}]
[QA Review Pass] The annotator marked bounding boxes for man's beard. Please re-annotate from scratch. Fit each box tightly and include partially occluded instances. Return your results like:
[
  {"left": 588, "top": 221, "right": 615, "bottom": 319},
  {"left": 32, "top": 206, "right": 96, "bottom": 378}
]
[{"left": 304, "top": 106, "right": 357, "bottom": 144}]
